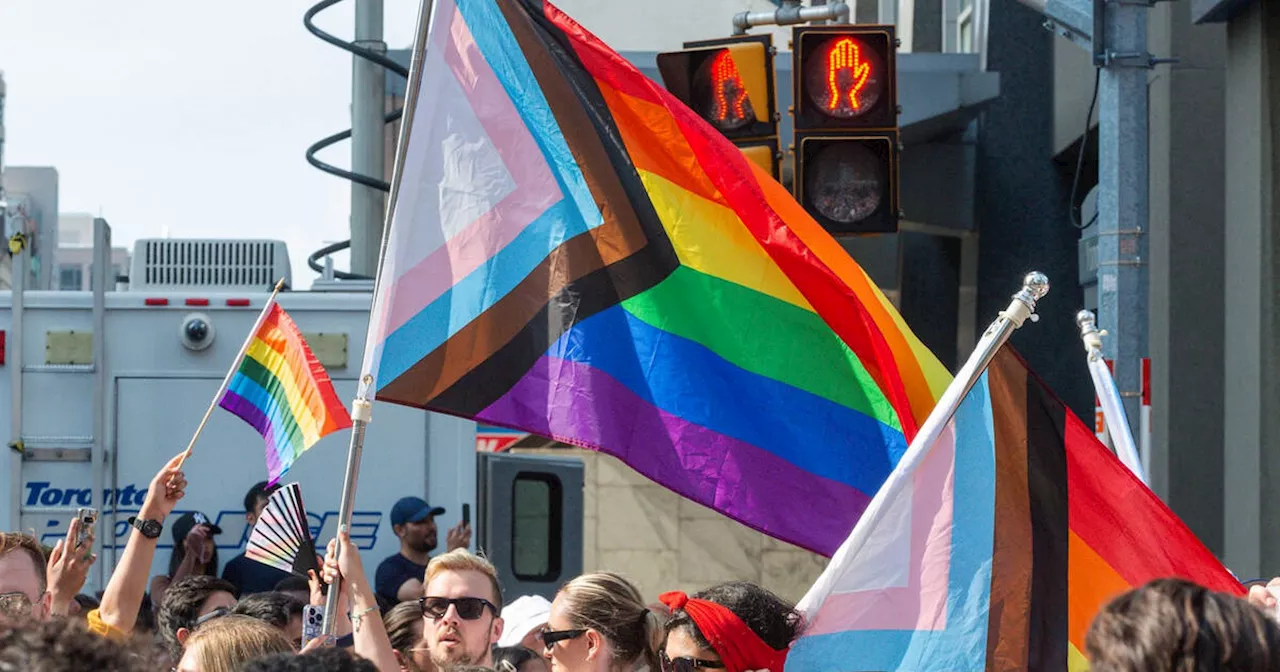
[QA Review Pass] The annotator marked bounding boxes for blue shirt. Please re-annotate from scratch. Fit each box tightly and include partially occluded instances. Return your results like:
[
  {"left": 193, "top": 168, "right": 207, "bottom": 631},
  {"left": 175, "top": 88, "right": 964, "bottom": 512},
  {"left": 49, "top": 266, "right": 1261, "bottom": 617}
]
[{"left": 375, "top": 553, "right": 427, "bottom": 605}]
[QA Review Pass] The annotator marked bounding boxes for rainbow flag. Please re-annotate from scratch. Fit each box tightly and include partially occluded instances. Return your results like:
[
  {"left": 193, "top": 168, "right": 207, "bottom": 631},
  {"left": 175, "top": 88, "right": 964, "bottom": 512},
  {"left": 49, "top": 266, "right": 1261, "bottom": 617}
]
[
  {"left": 787, "top": 348, "right": 1242, "bottom": 671},
  {"left": 363, "top": 0, "right": 949, "bottom": 555},
  {"left": 220, "top": 303, "right": 351, "bottom": 484}
]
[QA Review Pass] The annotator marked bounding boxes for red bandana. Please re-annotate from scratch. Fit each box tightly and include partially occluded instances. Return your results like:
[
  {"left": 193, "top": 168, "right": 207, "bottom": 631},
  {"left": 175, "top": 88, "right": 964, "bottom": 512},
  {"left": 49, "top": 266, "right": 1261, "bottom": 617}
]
[{"left": 659, "top": 591, "right": 789, "bottom": 672}]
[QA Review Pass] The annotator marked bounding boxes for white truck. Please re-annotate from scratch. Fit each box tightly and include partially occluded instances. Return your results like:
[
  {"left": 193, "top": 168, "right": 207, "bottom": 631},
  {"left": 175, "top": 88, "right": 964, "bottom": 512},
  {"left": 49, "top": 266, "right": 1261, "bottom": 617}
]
[{"left": 0, "top": 226, "right": 583, "bottom": 601}]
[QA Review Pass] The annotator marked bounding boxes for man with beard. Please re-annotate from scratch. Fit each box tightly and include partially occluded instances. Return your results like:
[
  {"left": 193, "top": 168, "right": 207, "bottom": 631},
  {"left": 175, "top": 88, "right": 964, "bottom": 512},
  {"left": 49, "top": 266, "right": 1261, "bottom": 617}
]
[
  {"left": 421, "top": 549, "right": 504, "bottom": 669},
  {"left": 375, "top": 496, "right": 470, "bottom": 606}
]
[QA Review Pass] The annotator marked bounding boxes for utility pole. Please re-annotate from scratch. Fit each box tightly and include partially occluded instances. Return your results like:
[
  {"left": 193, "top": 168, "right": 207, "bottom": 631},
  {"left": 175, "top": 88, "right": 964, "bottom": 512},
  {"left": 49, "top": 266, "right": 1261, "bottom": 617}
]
[
  {"left": 1018, "top": 0, "right": 1162, "bottom": 440},
  {"left": 350, "top": 0, "right": 387, "bottom": 277}
]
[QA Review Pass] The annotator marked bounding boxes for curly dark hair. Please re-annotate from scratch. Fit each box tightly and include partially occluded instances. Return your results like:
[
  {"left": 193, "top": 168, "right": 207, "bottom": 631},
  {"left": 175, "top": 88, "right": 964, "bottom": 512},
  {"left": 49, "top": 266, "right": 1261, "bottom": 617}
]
[
  {"left": 1086, "top": 578, "right": 1280, "bottom": 672},
  {"left": 232, "top": 592, "right": 305, "bottom": 630},
  {"left": 157, "top": 574, "right": 238, "bottom": 660},
  {"left": 664, "top": 582, "right": 803, "bottom": 653},
  {"left": 0, "top": 615, "right": 152, "bottom": 671},
  {"left": 242, "top": 647, "right": 379, "bottom": 672},
  {"left": 492, "top": 646, "right": 540, "bottom": 672}
]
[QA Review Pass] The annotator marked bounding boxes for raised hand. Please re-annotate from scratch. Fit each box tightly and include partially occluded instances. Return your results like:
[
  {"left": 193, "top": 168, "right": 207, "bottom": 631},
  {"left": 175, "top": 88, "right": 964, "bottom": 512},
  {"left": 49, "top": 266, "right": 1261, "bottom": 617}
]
[
  {"left": 445, "top": 521, "right": 472, "bottom": 551},
  {"left": 46, "top": 517, "right": 97, "bottom": 617},
  {"left": 144, "top": 453, "right": 189, "bottom": 520}
]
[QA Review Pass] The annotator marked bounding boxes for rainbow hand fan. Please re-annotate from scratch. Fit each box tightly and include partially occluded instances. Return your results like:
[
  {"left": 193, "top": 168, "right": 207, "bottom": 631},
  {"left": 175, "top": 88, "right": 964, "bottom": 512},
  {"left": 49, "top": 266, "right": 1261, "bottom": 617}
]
[{"left": 245, "top": 482, "right": 320, "bottom": 577}]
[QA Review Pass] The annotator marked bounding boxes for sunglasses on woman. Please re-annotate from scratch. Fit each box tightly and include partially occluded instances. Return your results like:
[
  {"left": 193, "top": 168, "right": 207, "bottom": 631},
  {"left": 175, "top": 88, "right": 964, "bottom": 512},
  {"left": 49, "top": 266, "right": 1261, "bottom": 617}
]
[
  {"left": 418, "top": 596, "right": 498, "bottom": 620},
  {"left": 660, "top": 651, "right": 726, "bottom": 672},
  {"left": 538, "top": 628, "right": 586, "bottom": 649}
]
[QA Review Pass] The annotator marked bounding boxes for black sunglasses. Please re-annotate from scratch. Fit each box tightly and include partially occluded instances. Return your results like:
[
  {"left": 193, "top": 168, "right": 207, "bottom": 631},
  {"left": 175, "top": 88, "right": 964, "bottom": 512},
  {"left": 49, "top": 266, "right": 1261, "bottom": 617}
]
[
  {"left": 660, "top": 651, "right": 726, "bottom": 672},
  {"left": 539, "top": 628, "right": 586, "bottom": 649},
  {"left": 418, "top": 596, "right": 498, "bottom": 620}
]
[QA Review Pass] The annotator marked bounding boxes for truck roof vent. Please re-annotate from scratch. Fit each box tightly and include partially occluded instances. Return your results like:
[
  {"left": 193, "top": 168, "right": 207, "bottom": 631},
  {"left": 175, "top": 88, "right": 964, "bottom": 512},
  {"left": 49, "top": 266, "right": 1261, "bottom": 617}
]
[{"left": 129, "top": 239, "right": 292, "bottom": 292}]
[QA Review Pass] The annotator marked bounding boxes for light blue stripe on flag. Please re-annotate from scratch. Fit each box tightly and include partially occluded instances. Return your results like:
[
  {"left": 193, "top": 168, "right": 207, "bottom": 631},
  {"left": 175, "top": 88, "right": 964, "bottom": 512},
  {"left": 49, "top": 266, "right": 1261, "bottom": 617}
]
[{"left": 785, "top": 372, "right": 998, "bottom": 672}]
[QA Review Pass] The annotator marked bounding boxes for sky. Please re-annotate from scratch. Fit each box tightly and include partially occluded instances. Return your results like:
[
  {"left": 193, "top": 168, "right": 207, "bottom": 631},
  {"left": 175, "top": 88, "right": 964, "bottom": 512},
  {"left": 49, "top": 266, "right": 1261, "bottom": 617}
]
[{"left": 0, "top": 0, "right": 423, "bottom": 286}]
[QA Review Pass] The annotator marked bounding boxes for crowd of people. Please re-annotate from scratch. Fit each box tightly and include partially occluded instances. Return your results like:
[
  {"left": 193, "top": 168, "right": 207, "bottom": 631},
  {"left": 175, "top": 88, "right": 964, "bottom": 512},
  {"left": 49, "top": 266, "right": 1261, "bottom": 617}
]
[{"left": 4, "top": 453, "right": 1280, "bottom": 671}]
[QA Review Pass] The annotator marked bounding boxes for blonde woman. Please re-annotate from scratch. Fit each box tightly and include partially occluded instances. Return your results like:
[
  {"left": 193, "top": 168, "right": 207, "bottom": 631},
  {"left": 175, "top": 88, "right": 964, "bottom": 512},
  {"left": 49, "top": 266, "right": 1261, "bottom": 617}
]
[
  {"left": 174, "top": 614, "right": 293, "bottom": 672},
  {"left": 542, "top": 573, "right": 662, "bottom": 672}
]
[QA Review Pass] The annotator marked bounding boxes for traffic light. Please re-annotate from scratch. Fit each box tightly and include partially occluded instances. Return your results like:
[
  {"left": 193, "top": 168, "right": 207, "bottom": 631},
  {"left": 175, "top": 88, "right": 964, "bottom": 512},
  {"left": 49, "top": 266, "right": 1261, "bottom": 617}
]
[
  {"left": 657, "top": 34, "right": 781, "bottom": 180},
  {"left": 792, "top": 26, "right": 900, "bottom": 235}
]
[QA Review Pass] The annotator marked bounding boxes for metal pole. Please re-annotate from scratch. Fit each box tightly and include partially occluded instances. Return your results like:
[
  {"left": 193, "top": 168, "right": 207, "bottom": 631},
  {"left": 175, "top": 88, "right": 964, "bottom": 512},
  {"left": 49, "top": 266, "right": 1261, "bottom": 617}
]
[
  {"left": 1095, "top": 0, "right": 1149, "bottom": 441},
  {"left": 1076, "top": 310, "right": 1145, "bottom": 483},
  {"left": 349, "top": 0, "right": 387, "bottom": 277},
  {"left": 732, "top": 1, "right": 851, "bottom": 34},
  {"left": 91, "top": 219, "right": 109, "bottom": 589},
  {"left": 798, "top": 272, "right": 1050, "bottom": 616},
  {"left": 7, "top": 239, "right": 22, "bottom": 530},
  {"left": 322, "top": 0, "right": 436, "bottom": 636}
]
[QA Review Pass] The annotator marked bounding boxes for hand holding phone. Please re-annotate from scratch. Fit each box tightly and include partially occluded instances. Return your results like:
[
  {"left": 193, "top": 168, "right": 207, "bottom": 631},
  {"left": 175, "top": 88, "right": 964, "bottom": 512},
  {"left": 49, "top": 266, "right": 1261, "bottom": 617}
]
[
  {"left": 76, "top": 508, "right": 98, "bottom": 549},
  {"left": 301, "top": 604, "right": 324, "bottom": 648}
]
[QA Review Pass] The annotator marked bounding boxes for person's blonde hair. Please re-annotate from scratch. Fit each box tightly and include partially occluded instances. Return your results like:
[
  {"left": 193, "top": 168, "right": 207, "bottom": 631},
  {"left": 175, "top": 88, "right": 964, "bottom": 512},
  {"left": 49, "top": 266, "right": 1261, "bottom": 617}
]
[
  {"left": 182, "top": 615, "right": 293, "bottom": 672},
  {"left": 557, "top": 572, "right": 662, "bottom": 671},
  {"left": 383, "top": 601, "right": 427, "bottom": 672},
  {"left": 0, "top": 532, "right": 47, "bottom": 594},
  {"left": 425, "top": 548, "right": 503, "bottom": 606}
]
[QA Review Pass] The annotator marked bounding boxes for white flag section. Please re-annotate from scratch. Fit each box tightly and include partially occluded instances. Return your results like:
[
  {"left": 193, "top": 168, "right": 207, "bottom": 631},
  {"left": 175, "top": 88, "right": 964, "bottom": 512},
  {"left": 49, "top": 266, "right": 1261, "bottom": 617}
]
[{"left": 786, "top": 372, "right": 998, "bottom": 672}]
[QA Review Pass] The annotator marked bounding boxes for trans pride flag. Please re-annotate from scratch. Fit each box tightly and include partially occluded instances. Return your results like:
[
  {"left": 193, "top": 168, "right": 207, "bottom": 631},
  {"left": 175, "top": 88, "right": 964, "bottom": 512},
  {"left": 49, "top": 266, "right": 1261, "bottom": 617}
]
[
  {"left": 220, "top": 303, "right": 351, "bottom": 484},
  {"left": 788, "top": 348, "right": 1242, "bottom": 671},
  {"left": 362, "top": 0, "right": 950, "bottom": 555}
]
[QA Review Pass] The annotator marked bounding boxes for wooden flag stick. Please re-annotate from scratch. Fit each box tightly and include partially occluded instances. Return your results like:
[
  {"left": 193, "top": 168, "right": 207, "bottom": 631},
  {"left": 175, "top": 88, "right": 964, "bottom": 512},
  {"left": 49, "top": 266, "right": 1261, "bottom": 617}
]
[{"left": 175, "top": 278, "right": 286, "bottom": 471}]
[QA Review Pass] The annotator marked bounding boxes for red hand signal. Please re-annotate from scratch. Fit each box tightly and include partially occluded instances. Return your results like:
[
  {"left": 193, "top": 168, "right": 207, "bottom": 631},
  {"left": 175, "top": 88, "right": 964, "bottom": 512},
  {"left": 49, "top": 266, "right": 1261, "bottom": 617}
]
[
  {"left": 825, "top": 37, "right": 872, "bottom": 112},
  {"left": 710, "top": 51, "right": 750, "bottom": 124}
]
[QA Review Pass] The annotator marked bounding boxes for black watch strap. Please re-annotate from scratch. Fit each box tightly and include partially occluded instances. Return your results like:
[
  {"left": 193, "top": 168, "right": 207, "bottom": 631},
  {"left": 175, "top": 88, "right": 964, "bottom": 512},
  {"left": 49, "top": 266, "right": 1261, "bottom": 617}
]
[{"left": 127, "top": 516, "right": 163, "bottom": 539}]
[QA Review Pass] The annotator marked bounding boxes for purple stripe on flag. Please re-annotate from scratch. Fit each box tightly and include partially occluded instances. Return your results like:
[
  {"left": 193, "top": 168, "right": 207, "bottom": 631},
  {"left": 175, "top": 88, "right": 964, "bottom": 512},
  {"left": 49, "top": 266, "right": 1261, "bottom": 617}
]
[
  {"left": 221, "top": 389, "right": 284, "bottom": 478},
  {"left": 477, "top": 356, "right": 872, "bottom": 555}
]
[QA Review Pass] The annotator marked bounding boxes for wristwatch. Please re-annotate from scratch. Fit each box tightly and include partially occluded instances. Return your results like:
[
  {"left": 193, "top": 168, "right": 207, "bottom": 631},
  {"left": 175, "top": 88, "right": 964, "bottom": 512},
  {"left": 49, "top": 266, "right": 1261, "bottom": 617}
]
[{"left": 127, "top": 516, "right": 163, "bottom": 539}]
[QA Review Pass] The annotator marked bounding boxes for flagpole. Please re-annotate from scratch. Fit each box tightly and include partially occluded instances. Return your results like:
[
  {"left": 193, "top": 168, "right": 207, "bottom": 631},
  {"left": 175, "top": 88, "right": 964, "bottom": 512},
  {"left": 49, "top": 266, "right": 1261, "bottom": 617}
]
[
  {"left": 797, "top": 272, "right": 1050, "bottom": 616},
  {"left": 321, "top": 0, "right": 435, "bottom": 636},
  {"left": 1076, "top": 310, "right": 1146, "bottom": 484},
  {"left": 175, "top": 277, "right": 285, "bottom": 471}
]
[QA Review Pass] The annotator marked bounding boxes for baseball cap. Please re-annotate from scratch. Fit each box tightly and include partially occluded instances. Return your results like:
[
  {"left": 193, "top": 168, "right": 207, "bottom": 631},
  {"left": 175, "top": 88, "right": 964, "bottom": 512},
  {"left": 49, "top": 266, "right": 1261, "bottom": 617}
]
[
  {"left": 390, "top": 496, "right": 445, "bottom": 526},
  {"left": 172, "top": 511, "right": 223, "bottom": 544},
  {"left": 497, "top": 595, "right": 552, "bottom": 647}
]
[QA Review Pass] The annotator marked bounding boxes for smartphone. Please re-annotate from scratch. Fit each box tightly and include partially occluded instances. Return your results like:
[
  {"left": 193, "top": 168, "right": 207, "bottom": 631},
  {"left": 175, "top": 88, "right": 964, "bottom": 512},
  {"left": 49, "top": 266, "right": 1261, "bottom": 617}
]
[
  {"left": 76, "top": 507, "right": 98, "bottom": 547},
  {"left": 462, "top": 503, "right": 471, "bottom": 527},
  {"left": 301, "top": 604, "right": 324, "bottom": 648}
]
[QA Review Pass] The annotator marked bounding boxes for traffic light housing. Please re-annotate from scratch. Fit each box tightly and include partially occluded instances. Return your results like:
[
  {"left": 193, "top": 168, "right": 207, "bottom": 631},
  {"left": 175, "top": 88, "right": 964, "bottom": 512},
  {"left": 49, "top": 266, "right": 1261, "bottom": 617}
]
[
  {"left": 792, "top": 25, "right": 900, "bottom": 235},
  {"left": 657, "top": 34, "right": 781, "bottom": 179}
]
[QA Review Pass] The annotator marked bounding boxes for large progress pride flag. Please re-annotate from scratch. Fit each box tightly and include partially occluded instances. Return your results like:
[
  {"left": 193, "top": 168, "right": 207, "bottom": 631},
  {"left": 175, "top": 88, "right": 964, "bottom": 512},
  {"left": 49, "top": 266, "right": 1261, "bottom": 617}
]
[{"left": 363, "top": 0, "right": 950, "bottom": 555}]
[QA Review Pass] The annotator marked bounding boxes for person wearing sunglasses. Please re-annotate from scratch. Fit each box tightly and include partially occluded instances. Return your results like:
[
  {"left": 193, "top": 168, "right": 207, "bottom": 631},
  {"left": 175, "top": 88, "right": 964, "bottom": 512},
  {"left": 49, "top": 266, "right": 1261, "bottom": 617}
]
[
  {"left": 156, "top": 574, "right": 239, "bottom": 663},
  {"left": 658, "top": 582, "right": 800, "bottom": 672},
  {"left": 539, "top": 572, "right": 662, "bottom": 672},
  {"left": 420, "top": 549, "right": 506, "bottom": 669},
  {"left": 0, "top": 532, "right": 51, "bottom": 620}
]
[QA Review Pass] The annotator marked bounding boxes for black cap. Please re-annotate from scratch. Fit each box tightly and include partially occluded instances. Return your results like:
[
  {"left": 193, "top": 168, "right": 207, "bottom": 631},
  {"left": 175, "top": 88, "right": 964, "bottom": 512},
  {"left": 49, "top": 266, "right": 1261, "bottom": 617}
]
[{"left": 172, "top": 511, "right": 223, "bottom": 544}]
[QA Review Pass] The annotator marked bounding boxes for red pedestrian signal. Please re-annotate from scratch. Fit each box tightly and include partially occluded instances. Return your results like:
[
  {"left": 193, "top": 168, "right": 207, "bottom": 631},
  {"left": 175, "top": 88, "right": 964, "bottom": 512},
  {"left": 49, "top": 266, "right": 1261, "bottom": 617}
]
[
  {"left": 794, "top": 26, "right": 897, "bottom": 131},
  {"left": 705, "top": 51, "right": 754, "bottom": 131},
  {"left": 792, "top": 26, "right": 900, "bottom": 235},
  {"left": 657, "top": 34, "right": 781, "bottom": 180}
]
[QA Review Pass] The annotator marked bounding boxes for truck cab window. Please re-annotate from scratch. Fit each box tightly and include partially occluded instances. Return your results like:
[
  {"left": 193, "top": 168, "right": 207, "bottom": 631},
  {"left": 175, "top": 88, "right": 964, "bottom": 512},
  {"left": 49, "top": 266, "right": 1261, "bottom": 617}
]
[{"left": 512, "top": 474, "right": 561, "bottom": 582}]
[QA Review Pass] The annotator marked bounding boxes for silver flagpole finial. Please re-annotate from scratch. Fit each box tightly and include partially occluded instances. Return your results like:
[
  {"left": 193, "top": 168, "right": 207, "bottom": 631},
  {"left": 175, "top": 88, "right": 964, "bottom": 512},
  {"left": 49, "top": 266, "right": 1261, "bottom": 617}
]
[{"left": 1076, "top": 309, "right": 1105, "bottom": 356}]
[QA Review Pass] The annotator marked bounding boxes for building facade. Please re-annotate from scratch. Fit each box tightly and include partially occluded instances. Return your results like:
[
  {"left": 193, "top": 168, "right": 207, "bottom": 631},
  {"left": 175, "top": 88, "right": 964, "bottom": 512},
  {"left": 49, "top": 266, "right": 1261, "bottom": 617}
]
[{"left": 54, "top": 213, "right": 131, "bottom": 291}]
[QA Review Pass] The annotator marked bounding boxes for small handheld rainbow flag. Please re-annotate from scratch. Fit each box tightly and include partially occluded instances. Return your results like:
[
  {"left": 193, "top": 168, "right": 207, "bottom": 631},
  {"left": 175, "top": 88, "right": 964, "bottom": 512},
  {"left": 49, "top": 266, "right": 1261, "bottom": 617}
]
[{"left": 219, "top": 303, "right": 351, "bottom": 484}]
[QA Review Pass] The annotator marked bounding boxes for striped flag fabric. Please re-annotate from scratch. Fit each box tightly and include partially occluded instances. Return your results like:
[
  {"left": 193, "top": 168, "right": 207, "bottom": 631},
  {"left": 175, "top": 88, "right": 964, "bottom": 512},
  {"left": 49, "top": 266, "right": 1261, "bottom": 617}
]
[
  {"left": 219, "top": 303, "right": 351, "bottom": 484},
  {"left": 786, "top": 348, "right": 1242, "bottom": 671},
  {"left": 361, "top": 0, "right": 950, "bottom": 555}
]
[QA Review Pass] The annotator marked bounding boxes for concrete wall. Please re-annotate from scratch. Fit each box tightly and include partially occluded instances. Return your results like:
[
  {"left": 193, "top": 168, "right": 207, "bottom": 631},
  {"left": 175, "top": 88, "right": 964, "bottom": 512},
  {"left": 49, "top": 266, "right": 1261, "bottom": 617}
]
[
  {"left": 1221, "top": 0, "right": 1280, "bottom": 578},
  {"left": 1145, "top": 0, "right": 1228, "bottom": 554},
  {"left": 514, "top": 447, "right": 827, "bottom": 604}
]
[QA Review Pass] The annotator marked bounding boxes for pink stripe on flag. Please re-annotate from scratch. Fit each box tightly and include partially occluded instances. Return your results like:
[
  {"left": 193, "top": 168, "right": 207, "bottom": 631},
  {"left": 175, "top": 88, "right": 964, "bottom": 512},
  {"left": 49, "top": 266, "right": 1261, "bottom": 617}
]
[
  {"left": 805, "top": 426, "right": 956, "bottom": 635},
  {"left": 384, "top": 7, "right": 561, "bottom": 334}
]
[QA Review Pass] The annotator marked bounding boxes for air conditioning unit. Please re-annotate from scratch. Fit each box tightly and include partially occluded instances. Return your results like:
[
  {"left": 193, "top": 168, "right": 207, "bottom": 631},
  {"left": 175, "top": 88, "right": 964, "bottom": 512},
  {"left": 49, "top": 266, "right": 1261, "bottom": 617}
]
[{"left": 129, "top": 239, "right": 291, "bottom": 292}]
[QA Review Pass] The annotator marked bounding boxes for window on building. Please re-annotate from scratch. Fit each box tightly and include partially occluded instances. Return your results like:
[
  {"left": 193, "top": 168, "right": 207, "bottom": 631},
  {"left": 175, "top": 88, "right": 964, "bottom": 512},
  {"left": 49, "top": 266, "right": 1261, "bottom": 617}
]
[
  {"left": 958, "top": 5, "right": 975, "bottom": 53},
  {"left": 58, "top": 264, "right": 84, "bottom": 291}
]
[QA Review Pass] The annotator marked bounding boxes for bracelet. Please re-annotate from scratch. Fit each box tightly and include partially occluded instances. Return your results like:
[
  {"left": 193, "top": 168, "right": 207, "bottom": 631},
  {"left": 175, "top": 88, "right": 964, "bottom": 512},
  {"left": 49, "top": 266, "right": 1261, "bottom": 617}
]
[{"left": 350, "top": 605, "right": 379, "bottom": 633}]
